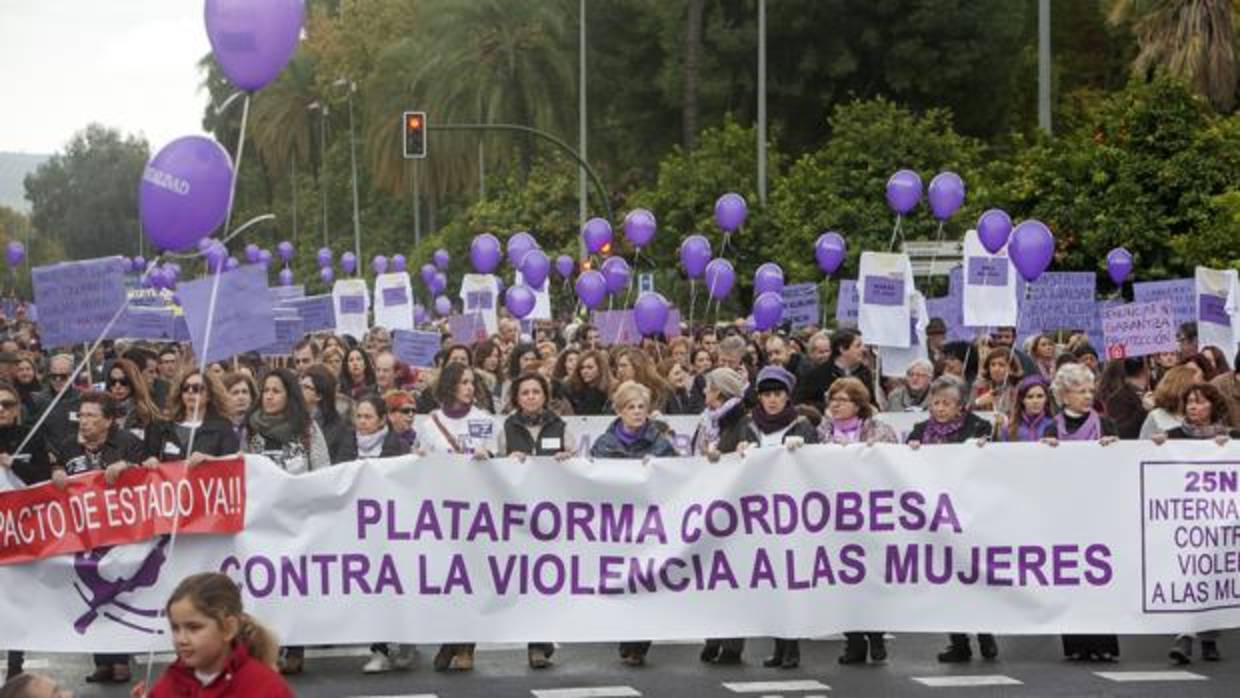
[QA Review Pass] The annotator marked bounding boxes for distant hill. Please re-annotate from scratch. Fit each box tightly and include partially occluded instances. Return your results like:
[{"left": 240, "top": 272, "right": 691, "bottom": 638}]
[{"left": 0, "top": 152, "right": 49, "bottom": 212}]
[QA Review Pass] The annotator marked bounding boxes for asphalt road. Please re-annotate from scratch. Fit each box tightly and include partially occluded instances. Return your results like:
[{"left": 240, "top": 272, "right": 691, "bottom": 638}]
[{"left": 11, "top": 633, "right": 1239, "bottom": 697}]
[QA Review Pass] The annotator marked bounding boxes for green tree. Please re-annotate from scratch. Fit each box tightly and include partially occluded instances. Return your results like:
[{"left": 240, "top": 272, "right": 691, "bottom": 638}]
[{"left": 23, "top": 125, "right": 149, "bottom": 261}]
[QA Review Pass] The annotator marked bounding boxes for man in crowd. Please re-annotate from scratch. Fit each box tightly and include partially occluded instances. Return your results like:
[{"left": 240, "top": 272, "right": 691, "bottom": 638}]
[
  {"left": 795, "top": 328, "right": 873, "bottom": 410},
  {"left": 375, "top": 351, "right": 400, "bottom": 393},
  {"left": 293, "top": 338, "right": 320, "bottom": 374},
  {"left": 156, "top": 346, "right": 179, "bottom": 384},
  {"left": 37, "top": 354, "right": 80, "bottom": 452}
]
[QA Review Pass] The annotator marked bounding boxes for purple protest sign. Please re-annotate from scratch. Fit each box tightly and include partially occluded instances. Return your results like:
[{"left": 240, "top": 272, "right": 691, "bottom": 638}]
[
  {"left": 780, "top": 283, "right": 819, "bottom": 329},
  {"left": 382, "top": 286, "right": 409, "bottom": 306},
  {"left": 594, "top": 309, "right": 681, "bottom": 346},
  {"left": 179, "top": 265, "right": 275, "bottom": 363},
  {"left": 32, "top": 256, "right": 127, "bottom": 349},
  {"left": 862, "top": 276, "right": 904, "bottom": 307},
  {"left": 835, "top": 280, "right": 860, "bottom": 327},
  {"left": 967, "top": 257, "right": 1009, "bottom": 287},
  {"left": 339, "top": 295, "right": 366, "bottom": 315},
  {"left": 279, "top": 294, "right": 335, "bottom": 333},
  {"left": 260, "top": 313, "right": 304, "bottom": 356},
  {"left": 448, "top": 313, "right": 488, "bottom": 345},
  {"left": 1199, "top": 293, "right": 1230, "bottom": 326},
  {"left": 1133, "top": 279, "right": 1195, "bottom": 331},
  {"left": 1100, "top": 301, "right": 1176, "bottom": 360},
  {"left": 391, "top": 329, "right": 441, "bottom": 368}
]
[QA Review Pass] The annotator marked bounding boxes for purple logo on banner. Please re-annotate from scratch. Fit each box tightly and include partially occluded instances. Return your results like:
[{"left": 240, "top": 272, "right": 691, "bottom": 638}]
[
  {"left": 382, "top": 286, "right": 409, "bottom": 306},
  {"left": 179, "top": 265, "right": 275, "bottom": 363},
  {"left": 967, "top": 257, "right": 1008, "bottom": 286},
  {"left": 339, "top": 294, "right": 365, "bottom": 314},
  {"left": 835, "top": 280, "right": 860, "bottom": 326},
  {"left": 863, "top": 276, "right": 904, "bottom": 307},
  {"left": 1199, "top": 293, "right": 1230, "bottom": 326}
]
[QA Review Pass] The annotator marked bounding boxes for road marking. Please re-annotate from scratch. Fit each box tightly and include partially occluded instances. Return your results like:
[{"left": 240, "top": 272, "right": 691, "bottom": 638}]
[
  {"left": 913, "top": 676, "right": 1023, "bottom": 687},
  {"left": 531, "top": 688, "right": 642, "bottom": 698},
  {"left": 1095, "top": 671, "right": 1208, "bottom": 682},
  {"left": 722, "top": 680, "right": 831, "bottom": 692},
  {"left": 348, "top": 695, "right": 437, "bottom": 698}
]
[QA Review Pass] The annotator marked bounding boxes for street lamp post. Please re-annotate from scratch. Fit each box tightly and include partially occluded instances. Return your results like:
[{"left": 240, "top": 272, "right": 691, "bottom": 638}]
[
  {"left": 757, "top": 0, "right": 767, "bottom": 205},
  {"left": 1038, "top": 0, "right": 1052, "bottom": 135},
  {"left": 307, "top": 101, "right": 329, "bottom": 246},
  {"left": 335, "top": 78, "right": 362, "bottom": 271}
]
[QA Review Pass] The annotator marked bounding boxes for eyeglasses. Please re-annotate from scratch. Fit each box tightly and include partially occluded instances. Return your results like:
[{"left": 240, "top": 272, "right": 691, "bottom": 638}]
[
  {"left": 49, "top": 373, "right": 70, "bottom": 381},
  {"left": 0, "top": 400, "right": 18, "bottom": 410},
  {"left": 828, "top": 396, "right": 854, "bottom": 404},
  {"left": 399, "top": 407, "right": 416, "bottom": 415},
  {"left": 108, "top": 377, "right": 129, "bottom": 387},
  {"left": 183, "top": 383, "right": 204, "bottom": 394}
]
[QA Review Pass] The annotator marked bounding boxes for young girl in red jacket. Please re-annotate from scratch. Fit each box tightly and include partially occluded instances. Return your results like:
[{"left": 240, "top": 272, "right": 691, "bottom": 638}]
[{"left": 131, "top": 572, "right": 294, "bottom": 698}]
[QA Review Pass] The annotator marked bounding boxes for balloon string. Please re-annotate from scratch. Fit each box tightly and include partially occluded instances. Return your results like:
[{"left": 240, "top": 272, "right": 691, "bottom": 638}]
[
  {"left": 623, "top": 248, "right": 640, "bottom": 308},
  {"left": 927, "top": 220, "right": 945, "bottom": 289},
  {"left": 887, "top": 214, "right": 903, "bottom": 252},
  {"left": 821, "top": 276, "right": 831, "bottom": 329},
  {"left": 689, "top": 278, "right": 697, "bottom": 331},
  {"left": 222, "top": 94, "right": 251, "bottom": 239}
]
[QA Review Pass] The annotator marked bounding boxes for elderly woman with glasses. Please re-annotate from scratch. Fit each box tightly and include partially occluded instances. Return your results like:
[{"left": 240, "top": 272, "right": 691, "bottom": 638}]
[{"left": 885, "top": 359, "right": 933, "bottom": 412}]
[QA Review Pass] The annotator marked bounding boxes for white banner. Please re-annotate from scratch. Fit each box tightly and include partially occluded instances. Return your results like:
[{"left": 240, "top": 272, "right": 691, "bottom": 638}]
[
  {"left": 858, "top": 252, "right": 914, "bottom": 348},
  {"left": 373, "top": 272, "right": 414, "bottom": 331},
  {"left": 962, "top": 228, "right": 1019, "bottom": 328},
  {"left": 332, "top": 278, "right": 370, "bottom": 339},
  {"left": 3, "top": 442, "right": 1239, "bottom": 652}
]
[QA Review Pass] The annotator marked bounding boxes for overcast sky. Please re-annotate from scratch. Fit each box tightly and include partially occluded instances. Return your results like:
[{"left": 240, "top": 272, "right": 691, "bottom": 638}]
[{"left": 0, "top": 1, "right": 209, "bottom": 154}]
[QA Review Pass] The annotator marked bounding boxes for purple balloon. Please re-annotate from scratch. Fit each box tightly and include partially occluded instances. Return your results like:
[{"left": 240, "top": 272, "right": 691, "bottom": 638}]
[
  {"left": 679, "top": 235, "right": 712, "bottom": 279},
  {"left": 1008, "top": 220, "right": 1055, "bottom": 283},
  {"left": 413, "top": 304, "right": 428, "bottom": 325},
  {"left": 581, "top": 218, "right": 613, "bottom": 254},
  {"left": 885, "top": 169, "right": 923, "bottom": 215},
  {"left": 976, "top": 209, "right": 1013, "bottom": 255},
  {"left": 434, "top": 295, "right": 452, "bottom": 316},
  {"left": 753, "top": 262, "right": 784, "bottom": 297},
  {"left": 815, "top": 232, "right": 846, "bottom": 275},
  {"left": 317, "top": 247, "right": 333, "bottom": 268},
  {"left": 341, "top": 251, "right": 357, "bottom": 274},
  {"left": 420, "top": 263, "right": 437, "bottom": 287},
  {"left": 433, "top": 248, "right": 450, "bottom": 271},
  {"left": 244, "top": 244, "right": 261, "bottom": 264},
  {"left": 197, "top": 238, "right": 215, "bottom": 253},
  {"left": 278, "top": 267, "right": 294, "bottom": 286},
  {"left": 507, "top": 232, "right": 538, "bottom": 268},
  {"left": 575, "top": 270, "right": 607, "bottom": 310},
  {"left": 1107, "top": 247, "right": 1134, "bottom": 286},
  {"left": 623, "top": 209, "right": 657, "bottom": 248},
  {"left": 928, "top": 172, "right": 965, "bottom": 220},
  {"left": 392, "top": 254, "right": 407, "bottom": 273},
  {"left": 204, "top": 0, "right": 304, "bottom": 92},
  {"left": 520, "top": 249, "right": 550, "bottom": 289},
  {"left": 4, "top": 241, "right": 25, "bottom": 268},
  {"left": 138, "top": 136, "right": 233, "bottom": 251},
  {"left": 225, "top": 256, "right": 240, "bottom": 271},
  {"left": 555, "top": 255, "right": 575, "bottom": 280},
  {"left": 753, "top": 292, "right": 785, "bottom": 331},
  {"left": 704, "top": 259, "right": 735, "bottom": 300},
  {"left": 429, "top": 272, "right": 447, "bottom": 296},
  {"left": 319, "top": 266, "right": 334, "bottom": 284},
  {"left": 165, "top": 263, "right": 181, "bottom": 281},
  {"left": 714, "top": 193, "right": 747, "bottom": 233},
  {"left": 258, "top": 249, "right": 273, "bottom": 267},
  {"left": 205, "top": 242, "right": 229, "bottom": 272},
  {"left": 505, "top": 284, "right": 536, "bottom": 319},
  {"left": 372, "top": 254, "right": 388, "bottom": 275},
  {"left": 600, "top": 257, "right": 631, "bottom": 295},
  {"left": 634, "top": 292, "right": 669, "bottom": 336},
  {"left": 132, "top": 256, "right": 147, "bottom": 273},
  {"left": 277, "top": 240, "right": 294, "bottom": 262},
  {"left": 470, "top": 234, "right": 502, "bottom": 274}
]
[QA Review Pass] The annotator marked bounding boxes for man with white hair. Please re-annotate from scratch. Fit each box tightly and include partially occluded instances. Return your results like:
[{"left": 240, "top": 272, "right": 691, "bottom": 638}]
[
  {"left": 886, "top": 359, "right": 933, "bottom": 411},
  {"left": 35, "top": 353, "right": 81, "bottom": 452}
]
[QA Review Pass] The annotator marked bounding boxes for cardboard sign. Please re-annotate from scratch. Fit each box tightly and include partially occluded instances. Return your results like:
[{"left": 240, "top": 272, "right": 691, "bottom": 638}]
[
  {"left": 391, "top": 329, "right": 442, "bottom": 368},
  {"left": 448, "top": 313, "right": 489, "bottom": 346},
  {"left": 179, "top": 266, "right": 276, "bottom": 363},
  {"left": 32, "top": 256, "right": 127, "bottom": 348},
  {"left": 279, "top": 294, "right": 336, "bottom": 333},
  {"left": 1133, "top": 279, "right": 1195, "bottom": 331},
  {"left": 780, "top": 283, "right": 819, "bottom": 329},
  {"left": 1100, "top": 301, "right": 1177, "bottom": 359}
]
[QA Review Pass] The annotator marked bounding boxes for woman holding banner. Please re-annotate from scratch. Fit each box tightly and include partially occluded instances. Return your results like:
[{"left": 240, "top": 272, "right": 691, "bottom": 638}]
[
  {"left": 417, "top": 360, "right": 496, "bottom": 672},
  {"left": 907, "top": 376, "right": 997, "bottom": 663},
  {"left": 818, "top": 377, "right": 897, "bottom": 665},
  {"left": 107, "top": 358, "right": 174, "bottom": 462},
  {"left": 246, "top": 369, "right": 330, "bottom": 476},
  {"left": 591, "top": 380, "right": 677, "bottom": 667},
  {"left": 1051, "top": 363, "right": 1121, "bottom": 662},
  {"left": 735, "top": 366, "right": 820, "bottom": 670},
  {"left": 995, "top": 376, "right": 1057, "bottom": 442},
  {"left": 155, "top": 369, "right": 240, "bottom": 463}
]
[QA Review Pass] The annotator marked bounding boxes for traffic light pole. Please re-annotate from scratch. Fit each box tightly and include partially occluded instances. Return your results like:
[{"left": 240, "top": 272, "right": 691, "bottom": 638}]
[{"left": 426, "top": 123, "right": 613, "bottom": 225}]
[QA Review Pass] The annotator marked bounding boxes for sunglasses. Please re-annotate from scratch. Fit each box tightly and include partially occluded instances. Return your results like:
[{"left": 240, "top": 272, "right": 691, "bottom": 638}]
[
  {"left": 0, "top": 400, "right": 17, "bottom": 410},
  {"left": 108, "top": 377, "right": 130, "bottom": 387},
  {"left": 49, "top": 373, "right": 71, "bottom": 381},
  {"left": 399, "top": 407, "right": 416, "bottom": 415},
  {"left": 183, "top": 383, "right": 204, "bottom": 394}
]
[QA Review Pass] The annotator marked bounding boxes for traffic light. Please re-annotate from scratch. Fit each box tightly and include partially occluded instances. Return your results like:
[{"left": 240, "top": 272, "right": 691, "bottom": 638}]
[{"left": 403, "top": 111, "right": 426, "bottom": 159}]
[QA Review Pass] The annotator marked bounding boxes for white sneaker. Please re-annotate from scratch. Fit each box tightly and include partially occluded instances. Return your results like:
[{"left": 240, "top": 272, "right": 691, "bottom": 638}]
[{"left": 362, "top": 650, "right": 394, "bottom": 674}]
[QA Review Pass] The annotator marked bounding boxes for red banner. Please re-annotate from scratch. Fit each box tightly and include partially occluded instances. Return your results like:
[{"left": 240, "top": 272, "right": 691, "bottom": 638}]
[{"left": 0, "top": 457, "right": 245, "bottom": 565}]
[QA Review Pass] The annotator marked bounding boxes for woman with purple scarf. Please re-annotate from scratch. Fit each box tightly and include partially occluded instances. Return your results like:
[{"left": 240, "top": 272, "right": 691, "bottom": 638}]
[
  {"left": 906, "top": 376, "right": 996, "bottom": 663},
  {"left": 1050, "top": 363, "right": 1121, "bottom": 662},
  {"left": 995, "top": 375, "right": 1058, "bottom": 442},
  {"left": 818, "top": 377, "right": 897, "bottom": 665}
]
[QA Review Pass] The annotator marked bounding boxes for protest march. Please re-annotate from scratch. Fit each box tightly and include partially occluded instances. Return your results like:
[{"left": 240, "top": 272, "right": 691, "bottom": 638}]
[{"left": 4, "top": 2, "right": 1240, "bottom": 697}]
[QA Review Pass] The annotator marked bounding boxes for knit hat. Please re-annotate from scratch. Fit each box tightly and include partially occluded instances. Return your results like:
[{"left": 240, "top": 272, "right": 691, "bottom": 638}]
[
  {"left": 705, "top": 367, "right": 747, "bottom": 400},
  {"left": 755, "top": 365, "right": 796, "bottom": 394}
]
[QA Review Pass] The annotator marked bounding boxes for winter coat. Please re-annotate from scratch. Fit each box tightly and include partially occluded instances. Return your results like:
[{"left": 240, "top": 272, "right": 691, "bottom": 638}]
[
  {"left": 147, "top": 641, "right": 293, "bottom": 698},
  {"left": 589, "top": 419, "right": 677, "bottom": 459}
]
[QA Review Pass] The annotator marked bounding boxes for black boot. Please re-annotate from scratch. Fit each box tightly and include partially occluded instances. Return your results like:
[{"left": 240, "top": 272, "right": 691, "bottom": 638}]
[
  {"left": 700, "top": 640, "right": 721, "bottom": 663},
  {"left": 1202, "top": 640, "right": 1220, "bottom": 661},
  {"left": 5, "top": 650, "right": 22, "bottom": 679},
  {"left": 839, "top": 633, "right": 868, "bottom": 665},
  {"left": 978, "top": 634, "right": 999, "bottom": 660},
  {"left": 938, "top": 634, "right": 972, "bottom": 663},
  {"left": 763, "top": 639, "right": 786, "bottom": 668},
  {"left": 781, "top": 640, "right": 800, "bottom": 669},
  {"left": 868, "top": 632, "right": 888, "bottom": 662}
]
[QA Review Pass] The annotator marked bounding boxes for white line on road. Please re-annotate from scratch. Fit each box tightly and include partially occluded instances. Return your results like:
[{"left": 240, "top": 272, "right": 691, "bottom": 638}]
[
  {"left": 1095, "top": 670, "right": 1208, "bottom": 682},
  {"left": 722, "top": 680, "right": 831, "bottom": 692},
  {"left": 531, "top": 688, "right": 642, "bottom": 698},
  {"left": 348, "top": 695, "right": 437, "bottom": 698},
  {"left": 913, "top": 675, "right": 1023, "bottom": 687}
]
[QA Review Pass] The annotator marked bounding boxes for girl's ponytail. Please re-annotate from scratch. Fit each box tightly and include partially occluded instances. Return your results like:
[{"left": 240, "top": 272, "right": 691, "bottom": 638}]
[{"left": 237, "top": 612, "right": 281, "bottom": 668}]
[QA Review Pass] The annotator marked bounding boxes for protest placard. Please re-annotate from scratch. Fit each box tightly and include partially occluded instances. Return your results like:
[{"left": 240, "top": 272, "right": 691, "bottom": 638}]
[
  {"left": 179, "top": 266, "right": 276, "bottom": 363},
  {"left": 594, "top": 309, "right": 681, "bottom": 346},
  {"left": 780, "top": 283, "right": 818, "bottom": 329},
  {"left": 374, "top": 272, "right": 415, "bottom": 331},
  {"left": 280, "top": 294, "right": 335, "bottom": 333},
  {"left": 32, "top": 256, "right": 127, "bottom": 348},
  {"left": 1100, "top": 301, "right": 1177, "bottom": 360},
  {"left": 835, "top": 279, "right": 859, "bottom": 326},
  {"left": 448, "top": 313, "right": 489, "bottom": 346},
  {"left": 1016, "top": 272, "right": 1097, "bottom": 337},
  {"left": 260, "top": 312, "right": 304, "bottom": 356},
  {"left": 332, "top": 278, "right": 371, "bottom": 339},
  {"left": 391, "top": 329, "right": 442, "bottom": 368},
  {"left": 1133, "top": 279, "right": 1195, "bottom": 331},
  {"left": 118, "top": 306, "right": 176, "bottom": 341}
]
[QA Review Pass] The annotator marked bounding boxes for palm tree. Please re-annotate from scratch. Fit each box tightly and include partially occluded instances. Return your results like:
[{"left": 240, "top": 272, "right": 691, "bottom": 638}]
[
  {"left": 249, "top": 51, "right": 318, "bottom": 178},
  {"left": 1108, "top": 0, "right": 1237, "bottom": 111}
]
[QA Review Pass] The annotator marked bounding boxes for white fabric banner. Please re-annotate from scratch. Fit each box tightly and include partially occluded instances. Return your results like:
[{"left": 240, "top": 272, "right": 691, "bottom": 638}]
[
  {"left": 962, "top": 229, "right": 1019, "bottom": 328},
  {"left": 459, "top": 274, "right": 500, "bottom": 337},
  {"left": 878, "top": 291, "right": 928, "bottom": 377},
  {"left": 372, "top": 272, "right": 414, "bottom": 331},
  {"left": 331, "top": 278, "right": 370, "bottom": 339},
  {"left": 858, "top": 252, "right": 915, "bottom": 348},
  {"left": 1195, "top": 266, "right": 1240, "bottom": 365},
  {"left": 4, "top": 442, "right": 1238, "bottom": 652}
]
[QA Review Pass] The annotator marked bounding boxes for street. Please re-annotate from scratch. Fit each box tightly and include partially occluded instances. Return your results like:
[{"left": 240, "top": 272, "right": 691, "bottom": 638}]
[{"left": 14, "top": 633, "right": 1238, "bottom": 697}]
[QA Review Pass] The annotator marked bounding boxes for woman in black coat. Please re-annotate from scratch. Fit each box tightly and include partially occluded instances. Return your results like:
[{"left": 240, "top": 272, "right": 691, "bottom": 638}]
[
  {"left": 301, "top": 365, "right": 353, "bottom": 464},
  {"left": 150, "top": 369, "right": 240, "bottom": 463},
  {"left": 340, "top": 394, "right": 410, "bottom": 462},
  {"left": 907, "top": 375, "right": 996, "bottom": 664}
]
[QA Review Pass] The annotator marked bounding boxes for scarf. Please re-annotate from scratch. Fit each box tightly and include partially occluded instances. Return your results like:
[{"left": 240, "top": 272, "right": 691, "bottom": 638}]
[
  {"left": 751, "top": 404, "right": 798, "bottom": 435},
  {"left": 356, "top": 426, "right": 389, "bottom": 457},
  {"left": 922, "top": 413, "right": 967, "bottom": 444},
  {"left": 1013, "top": 413, "right": 1052, "bottom": 442},
  {"left": 613, "top": 421, "right": 646, "bottom": 447},
  {"left": 1056, "top": 409, "right": 1101, "bottom": 441},
  {"left": 248, "top": 410, "right": 302, "bottom": 448},
  {"left": 829, "top": 416, "right": 863, "bottom": 444},
  {"left": 513, "top": 409, "right": 555, "bottom": 429},
  {"left": 698, "top": 397, "right": 742, "bottom": 449},
  {"left": 1179, "top": 420, "right": 1230, "bottom": 439},
  {"left": 441, "top": 401, "right": 471, "bottom": 419}
]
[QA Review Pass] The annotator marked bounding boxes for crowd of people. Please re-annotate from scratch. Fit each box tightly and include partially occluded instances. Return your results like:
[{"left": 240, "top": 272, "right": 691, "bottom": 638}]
[{"left": 1, "top": 303, "right": 1237, "bottom": 693}]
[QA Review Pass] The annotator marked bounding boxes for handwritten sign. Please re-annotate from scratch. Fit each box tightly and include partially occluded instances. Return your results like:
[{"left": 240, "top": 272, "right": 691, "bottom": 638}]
[
  {"left": 1101, "top": 301, "right": 1177, "bottom": 359},
  {"left": 1017, "top": 272, "right": 1097, "bottom": 334},
  {"left": 1133, "top": 279, "right": 1195, "bottom": 331},
  {"left": 179, "top": 265, "right": 276, "bottom": 363},
  {"left": 780, "top": 283, "right": 819, "bottom": 329},
  {"left": 391, "top": 329, "right": 442, "bottom": 368},
  {"left": 32, "top": 256, "right": 127, "bottom": 349}
]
